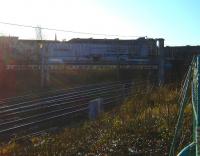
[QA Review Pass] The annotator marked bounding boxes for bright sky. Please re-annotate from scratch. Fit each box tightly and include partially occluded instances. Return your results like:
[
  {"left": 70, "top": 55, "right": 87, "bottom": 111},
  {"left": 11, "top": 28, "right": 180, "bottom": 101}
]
[{"left": 0, "top": 0, "right": 199, "bottom": 46}]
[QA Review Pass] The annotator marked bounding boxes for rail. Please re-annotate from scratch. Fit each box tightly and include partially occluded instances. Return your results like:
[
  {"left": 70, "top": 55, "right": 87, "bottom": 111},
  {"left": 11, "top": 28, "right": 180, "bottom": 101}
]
[{"left": 0, "top": 80, "right": 151, "bottom": 141}]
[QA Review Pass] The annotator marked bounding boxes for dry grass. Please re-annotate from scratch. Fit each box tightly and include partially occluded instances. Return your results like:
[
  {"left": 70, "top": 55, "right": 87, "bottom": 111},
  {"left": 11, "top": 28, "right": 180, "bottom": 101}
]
[{"left": 0, "top": 87, "right": 192, "bottom": 156}]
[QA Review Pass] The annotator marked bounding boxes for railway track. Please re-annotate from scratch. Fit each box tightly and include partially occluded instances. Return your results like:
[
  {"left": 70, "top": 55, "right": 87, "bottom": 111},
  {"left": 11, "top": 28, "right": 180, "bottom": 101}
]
[
  {"left": 0, "top": 80, "right": 148, "bottom": 141},
  {"left": 0, "top": 81, "right": 124, "bottom": 106}
]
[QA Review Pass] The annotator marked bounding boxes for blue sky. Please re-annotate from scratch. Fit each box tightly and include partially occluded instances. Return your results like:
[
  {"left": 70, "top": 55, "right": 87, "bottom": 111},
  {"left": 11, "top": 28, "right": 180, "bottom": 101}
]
[
  {"left": 0, "top": 0, "right": 199, "bottom": 46},
  {"left": 97, "top": 0, "right": 200, "bottom": 46}
]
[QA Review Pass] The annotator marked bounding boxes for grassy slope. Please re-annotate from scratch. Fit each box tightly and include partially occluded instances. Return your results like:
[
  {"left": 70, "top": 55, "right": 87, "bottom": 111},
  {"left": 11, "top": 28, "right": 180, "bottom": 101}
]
[
  {"left": 1, "top": 68, "right": 152, "bottom": 99},
  {"left": 0, "top": 87, "right": 192, "bottom": 156},
  {"left": 1, "top": 69, "right": 120, "bottom": 98}
]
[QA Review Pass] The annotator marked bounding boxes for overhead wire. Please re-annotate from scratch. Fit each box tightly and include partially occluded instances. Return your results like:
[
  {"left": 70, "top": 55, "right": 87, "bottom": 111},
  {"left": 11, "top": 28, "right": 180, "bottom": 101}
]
[{"left": 0, "top": 21, "right": 146, "bottom": 38}]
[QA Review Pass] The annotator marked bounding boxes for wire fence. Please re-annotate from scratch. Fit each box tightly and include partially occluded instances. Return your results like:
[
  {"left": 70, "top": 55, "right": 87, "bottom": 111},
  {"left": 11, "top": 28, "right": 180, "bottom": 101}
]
[{"left": 169, "top": 56, "right": 197, "bottom": 156}]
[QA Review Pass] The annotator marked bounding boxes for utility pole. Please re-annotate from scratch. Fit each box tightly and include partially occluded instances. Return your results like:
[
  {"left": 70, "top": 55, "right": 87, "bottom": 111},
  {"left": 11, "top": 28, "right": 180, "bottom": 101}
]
[
  {"left": 116, "top": 40, "right": 121, "bottom": 81},
  {"left": 44, "top": 43, "right": 49, "bottom": 86},
  {"left": 35, "top": 26, "right": 49, "bottom": 88},
  {"left": 157, "top": 38, "right": 165, "bottom": 86}
]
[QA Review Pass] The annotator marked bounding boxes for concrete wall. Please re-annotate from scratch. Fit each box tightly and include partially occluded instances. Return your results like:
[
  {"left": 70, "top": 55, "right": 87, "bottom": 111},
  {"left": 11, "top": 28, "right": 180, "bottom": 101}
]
[
  {"left": 0, "top": 37, "right": 160, "bottom": 65},
  {"left": 47, "top": 38, "right": 158, "bottom": 64}
]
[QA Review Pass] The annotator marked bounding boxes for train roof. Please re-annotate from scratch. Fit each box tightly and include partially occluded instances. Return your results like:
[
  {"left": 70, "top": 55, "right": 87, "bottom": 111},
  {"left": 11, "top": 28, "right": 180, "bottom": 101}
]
[{"left": 68, "top": 37, "right": 157, "bottom": 44}]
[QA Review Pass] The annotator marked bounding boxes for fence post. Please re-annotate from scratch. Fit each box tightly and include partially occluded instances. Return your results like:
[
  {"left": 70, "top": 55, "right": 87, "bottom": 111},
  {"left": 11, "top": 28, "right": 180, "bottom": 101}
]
[{"left": 196, "top": 56, "right": 200, "bottom": 156}]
